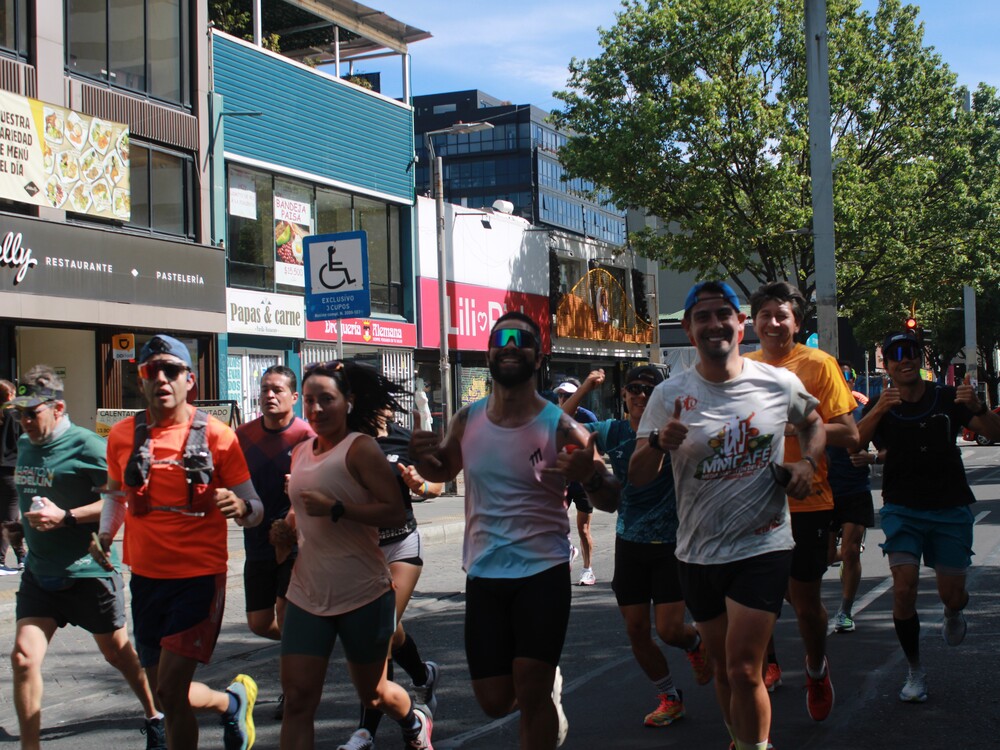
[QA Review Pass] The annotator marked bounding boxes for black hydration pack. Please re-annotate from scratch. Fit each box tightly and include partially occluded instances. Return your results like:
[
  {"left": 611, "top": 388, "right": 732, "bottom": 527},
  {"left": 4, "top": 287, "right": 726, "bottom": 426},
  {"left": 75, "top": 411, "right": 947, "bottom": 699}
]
[{"left": 123, "top": 409, "right": 215, "bottom": 516}]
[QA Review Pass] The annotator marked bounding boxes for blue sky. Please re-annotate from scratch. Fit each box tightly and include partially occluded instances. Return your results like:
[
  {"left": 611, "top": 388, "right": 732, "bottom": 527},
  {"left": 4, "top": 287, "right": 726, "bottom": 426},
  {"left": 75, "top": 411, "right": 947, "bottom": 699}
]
[{"left": 364, "top": 0, "right": 1000, "bottom": 112}]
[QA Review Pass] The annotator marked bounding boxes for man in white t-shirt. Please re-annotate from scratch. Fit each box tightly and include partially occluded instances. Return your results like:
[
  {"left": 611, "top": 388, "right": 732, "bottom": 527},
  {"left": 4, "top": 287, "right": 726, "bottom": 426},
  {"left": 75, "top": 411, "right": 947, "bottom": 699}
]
[{"left": 629, "top": 281, "right": 824, "bottom": 750}]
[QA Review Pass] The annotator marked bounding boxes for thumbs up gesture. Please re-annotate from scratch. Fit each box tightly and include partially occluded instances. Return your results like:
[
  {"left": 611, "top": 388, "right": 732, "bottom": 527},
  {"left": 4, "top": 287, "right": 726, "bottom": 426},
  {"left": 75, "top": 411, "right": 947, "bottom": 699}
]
[
  {"left": 545, "top": 431, "right": 602, "bottom": 482},
  {"left": 956, "top": 372, "right": 982, "bottom": 412},
  {"left": 658, "top": 397, "right": 689, "bottom": 451}
]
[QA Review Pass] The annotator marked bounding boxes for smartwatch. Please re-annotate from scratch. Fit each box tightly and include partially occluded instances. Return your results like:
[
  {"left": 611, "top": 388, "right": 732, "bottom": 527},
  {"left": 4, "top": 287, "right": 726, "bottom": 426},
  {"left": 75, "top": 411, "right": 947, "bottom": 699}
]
[
  {"left": 648, "top": 430, "right": 662, "bottom": 452},
  {"left": 329, "top": 500, "right": 346, "bottom": 523},
  {"left": 63, "top": 508, "right": 77, "bottom": 527}
]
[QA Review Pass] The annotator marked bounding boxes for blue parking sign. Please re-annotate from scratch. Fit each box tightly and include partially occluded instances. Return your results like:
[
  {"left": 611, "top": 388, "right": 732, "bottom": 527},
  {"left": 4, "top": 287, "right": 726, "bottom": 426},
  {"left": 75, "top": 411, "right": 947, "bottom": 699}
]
[{"left": 303, "top": 231, "right": 370, "bottom": 321}]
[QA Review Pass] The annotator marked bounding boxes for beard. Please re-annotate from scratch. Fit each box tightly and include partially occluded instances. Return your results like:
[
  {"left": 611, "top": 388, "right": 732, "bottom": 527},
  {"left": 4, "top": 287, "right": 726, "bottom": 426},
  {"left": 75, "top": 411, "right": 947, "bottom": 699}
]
[{"left": 489, "top": 354, "right": 536, "bottom": 387}]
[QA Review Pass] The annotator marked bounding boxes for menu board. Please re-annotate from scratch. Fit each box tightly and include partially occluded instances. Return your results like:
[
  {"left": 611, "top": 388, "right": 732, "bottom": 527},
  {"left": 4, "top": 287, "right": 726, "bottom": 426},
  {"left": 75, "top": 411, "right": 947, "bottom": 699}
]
[
  {"left": 0, "top": 90, "right": 130, "bottom": 220},
  {"left": 274, "top": 194, "right": 311, "bottom": 287}
]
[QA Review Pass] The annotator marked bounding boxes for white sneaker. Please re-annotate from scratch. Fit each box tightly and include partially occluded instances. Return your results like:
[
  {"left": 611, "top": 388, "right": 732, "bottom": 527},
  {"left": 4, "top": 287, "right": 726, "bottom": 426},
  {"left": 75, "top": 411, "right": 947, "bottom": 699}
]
[
  {"left": 407, "top": 708, "right": 433, "bottom": 750},
  {"left": 413, "top": 661, "right": 439, "bottom": 717},
  {"left": 552, "top": 666, "right": 569, "bottom": 747},
  {"left": 578, "top": 569, "right": 596, "bottom": 586},
  {"left": 899, "top": 669, "right": 928, "bottom": 703},
  {"left": 337, "top": 728, "right": 374, "bottom": 750},
  {"left": 942, "top": 608, "right": 967, "bottom": 646},
  {"left": 568, "top": 545, "right": 579, "bottom": 567}
]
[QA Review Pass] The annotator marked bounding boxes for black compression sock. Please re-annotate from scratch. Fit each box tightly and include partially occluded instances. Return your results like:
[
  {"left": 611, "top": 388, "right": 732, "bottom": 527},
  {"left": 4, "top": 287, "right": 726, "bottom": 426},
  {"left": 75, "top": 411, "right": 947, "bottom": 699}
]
[
  {"left": 893, "top": 613, "right": 921, "bottom": 667},
  {"left": 392, "top": 633, "right": 428, "bottom": 685}
]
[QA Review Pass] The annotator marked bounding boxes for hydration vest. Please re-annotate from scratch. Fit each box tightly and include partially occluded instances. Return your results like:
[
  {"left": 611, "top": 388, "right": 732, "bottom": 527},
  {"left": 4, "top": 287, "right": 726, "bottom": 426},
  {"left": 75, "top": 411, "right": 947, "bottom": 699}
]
[{"left": 123, "top": 409, "right": 215, "bottom": 516}]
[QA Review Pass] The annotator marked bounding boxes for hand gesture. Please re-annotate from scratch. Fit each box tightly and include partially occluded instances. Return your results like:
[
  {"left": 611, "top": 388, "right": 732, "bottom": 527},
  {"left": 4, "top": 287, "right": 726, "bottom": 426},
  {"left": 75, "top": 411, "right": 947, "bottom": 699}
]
[
  {"left": 955, "top": 372, "right": 981, "bottom": 412},
  {"left": 409, "top": 430, "right": 444, "bottom": 469},
  {"left": 398, "top": 463, "right": 425, "bottom": 493},
  {"left": 784, "top": 459, "right": 816, "bottom": 500},
  {"left": 543, "top": 432, "right": 600, "bottom": 483},
  {"left": 585, "top": 368, "right": 606, "bottom": 388},
  {"left": 876, "top": 375, "right": 902, "bottom": 412},
  {"left": 300, "top": 488, "right": 335, "bottom": 517},
  {"left": 214, "top": 488, "right": 247, "bottom": 519},
  {"left": 88, "top": 531, "right": 115, "bottom": 572},
  {"left": 659, "top": 398, "right": 689, "bottom": 451}
]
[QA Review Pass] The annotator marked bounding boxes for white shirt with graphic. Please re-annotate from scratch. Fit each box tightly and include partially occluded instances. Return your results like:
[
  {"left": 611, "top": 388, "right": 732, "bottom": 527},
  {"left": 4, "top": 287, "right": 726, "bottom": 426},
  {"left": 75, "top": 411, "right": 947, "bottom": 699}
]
[{"left": 637, "top": 359, "right": 818, "bottom": 565}]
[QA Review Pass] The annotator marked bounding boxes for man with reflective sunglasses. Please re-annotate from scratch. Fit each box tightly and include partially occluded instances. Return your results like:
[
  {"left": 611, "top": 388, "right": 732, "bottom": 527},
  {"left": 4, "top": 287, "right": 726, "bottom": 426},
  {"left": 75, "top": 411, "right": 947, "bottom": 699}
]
[
  {"left": 857, "top": 330, "right": 1000, "bottom": 704},
  {"left": 94, "top": 334, "right": 264, "bottom": 750},
  {"left": 409, "top": 311, "right": 621, "bottom": 749},
  {"left": 561, "top": 365, "right": 712, "bottom": 730},
  {"left": 7, "top": 364, "right": 162, "bottom": 749}
]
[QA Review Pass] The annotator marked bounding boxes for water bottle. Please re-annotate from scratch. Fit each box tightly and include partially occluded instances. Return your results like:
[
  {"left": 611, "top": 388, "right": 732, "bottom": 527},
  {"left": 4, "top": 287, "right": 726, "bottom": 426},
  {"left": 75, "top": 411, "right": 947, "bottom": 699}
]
[{"left": 30, "top": 496, "right": 44, "bottom": 511}]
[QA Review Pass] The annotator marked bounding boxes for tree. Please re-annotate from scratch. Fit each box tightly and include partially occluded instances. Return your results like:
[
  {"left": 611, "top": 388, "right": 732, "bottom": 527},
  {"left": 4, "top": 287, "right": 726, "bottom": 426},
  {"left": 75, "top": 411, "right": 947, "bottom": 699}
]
[{"left": 552, "top": 0, "right": 1000, "bottom": 346}]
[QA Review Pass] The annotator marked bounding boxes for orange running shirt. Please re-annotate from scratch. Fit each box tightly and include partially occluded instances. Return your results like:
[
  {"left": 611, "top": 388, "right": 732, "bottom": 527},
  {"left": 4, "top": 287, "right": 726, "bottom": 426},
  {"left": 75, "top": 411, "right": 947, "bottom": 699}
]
[
  {"left": 746, "top": 344, "right": 857, "bottom": 512},
  {"left": 107, "top": 413, "right": 251, "bottom": 578}
]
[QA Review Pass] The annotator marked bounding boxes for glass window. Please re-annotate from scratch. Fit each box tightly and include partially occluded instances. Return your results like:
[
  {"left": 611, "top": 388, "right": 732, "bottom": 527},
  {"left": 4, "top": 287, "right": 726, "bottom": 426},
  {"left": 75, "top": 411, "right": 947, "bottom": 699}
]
[
  {"left": 129, "top": 144, "right": 149, "bottom": 228},
  {"left": 228, "top": 166, "right": 274, "bottom": 289},
  {"left": 316, "top": 187, "right": 352, "bottom": 235},
  {"left": 356, "top": 196, "right": 389, "bottom": 312},
  {"left": 125, "top": 141, "right": 194, "bottom": 238},
  {"left": 67, "top": 0, "right": 107, "bottom": 79},
  {"left": 0, "top": 0, "right": 27, "bottom": 55},
  {"left": 66, "top": 0, "right": 188, "bottom": 106}
]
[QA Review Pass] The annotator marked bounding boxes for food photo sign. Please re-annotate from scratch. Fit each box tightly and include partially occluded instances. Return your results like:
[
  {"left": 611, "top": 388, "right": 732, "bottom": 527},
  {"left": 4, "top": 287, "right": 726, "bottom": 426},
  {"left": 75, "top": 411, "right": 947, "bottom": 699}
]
[
  {"left": 0, "top": 90, "right": 130, "bottom": 220},
  {"left": 274, "top": 194, "right": 311, "bottom": 287}
]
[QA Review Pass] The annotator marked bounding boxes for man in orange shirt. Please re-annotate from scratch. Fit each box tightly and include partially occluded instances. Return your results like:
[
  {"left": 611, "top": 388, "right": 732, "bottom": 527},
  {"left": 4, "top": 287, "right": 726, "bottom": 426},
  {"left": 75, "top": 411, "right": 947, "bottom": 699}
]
[
  {"left": 92, "top": 335, "right": 264, "bottom": 750},
  {"left": 746, "top": 282, "right": 858, "bottom": 723}
]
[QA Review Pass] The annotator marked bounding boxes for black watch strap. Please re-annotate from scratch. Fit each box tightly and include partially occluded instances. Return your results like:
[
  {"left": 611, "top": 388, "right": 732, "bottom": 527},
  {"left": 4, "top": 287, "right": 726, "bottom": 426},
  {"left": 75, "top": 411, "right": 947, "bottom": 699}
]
[
  {"left": 329, "top": 500, "right": 345, "bottom": 523},
  {"left": 64, "top": 508, "right": 77, "bottom": 527},
  {"left": 648, "top": 430, "right": 662, "bottom": 452}
]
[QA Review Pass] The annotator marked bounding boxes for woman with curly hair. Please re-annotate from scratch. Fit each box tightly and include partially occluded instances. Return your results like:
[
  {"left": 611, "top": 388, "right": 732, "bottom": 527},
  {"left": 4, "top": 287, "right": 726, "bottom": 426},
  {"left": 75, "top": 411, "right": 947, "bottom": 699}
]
[{"left": 277, "top": 361, "right": 433, "bottom": 750}]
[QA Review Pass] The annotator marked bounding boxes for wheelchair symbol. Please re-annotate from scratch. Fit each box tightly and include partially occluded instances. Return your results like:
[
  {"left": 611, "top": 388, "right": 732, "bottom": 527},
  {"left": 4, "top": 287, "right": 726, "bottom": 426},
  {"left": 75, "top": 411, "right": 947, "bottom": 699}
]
[{"left": 318, "top": 244, "right": 356, "bottom": 290}]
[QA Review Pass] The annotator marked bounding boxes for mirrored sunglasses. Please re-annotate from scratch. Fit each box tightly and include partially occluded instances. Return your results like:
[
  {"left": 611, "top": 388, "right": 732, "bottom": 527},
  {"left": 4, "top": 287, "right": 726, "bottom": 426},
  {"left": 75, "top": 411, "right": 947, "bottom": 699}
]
[
  {"left": 138, "top": 361, "right": 191, "bottom": 381},
  {"left": 625, "top": 383, "right": 655, "bottom": 397},
  {"left": 489, "top": 328, "right": 537, "bottom": 349},
  {"left": 885, "top": 344, "right": 922, "bottom": 362}
]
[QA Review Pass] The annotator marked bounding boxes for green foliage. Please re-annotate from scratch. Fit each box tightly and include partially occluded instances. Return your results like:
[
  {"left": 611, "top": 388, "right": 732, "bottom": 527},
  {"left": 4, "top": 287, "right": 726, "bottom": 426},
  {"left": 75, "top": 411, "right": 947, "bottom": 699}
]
[{"left": 553, "top": 0, "right": 1000, "bottom": 347}]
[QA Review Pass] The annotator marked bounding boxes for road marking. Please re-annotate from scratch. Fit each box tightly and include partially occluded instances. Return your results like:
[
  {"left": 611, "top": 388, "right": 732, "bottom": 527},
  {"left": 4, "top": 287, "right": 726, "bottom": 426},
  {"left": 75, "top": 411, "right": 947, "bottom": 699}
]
[{"left": 433, "top": 653, "right": 634, "bottom": 749}]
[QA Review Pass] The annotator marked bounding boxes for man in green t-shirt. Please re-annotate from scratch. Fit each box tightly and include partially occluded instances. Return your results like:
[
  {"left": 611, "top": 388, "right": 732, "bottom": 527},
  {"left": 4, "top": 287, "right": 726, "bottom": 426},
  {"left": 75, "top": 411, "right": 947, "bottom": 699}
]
[{"left": 8, "top": 365, "right": 163, "bottom": 749}]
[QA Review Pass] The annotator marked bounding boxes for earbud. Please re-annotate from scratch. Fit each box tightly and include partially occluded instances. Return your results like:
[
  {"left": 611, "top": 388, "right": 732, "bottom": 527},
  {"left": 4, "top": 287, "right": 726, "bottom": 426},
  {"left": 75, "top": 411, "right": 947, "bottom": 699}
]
[{"left": 347, "top": 403, "right": 353, "bottom": 414}]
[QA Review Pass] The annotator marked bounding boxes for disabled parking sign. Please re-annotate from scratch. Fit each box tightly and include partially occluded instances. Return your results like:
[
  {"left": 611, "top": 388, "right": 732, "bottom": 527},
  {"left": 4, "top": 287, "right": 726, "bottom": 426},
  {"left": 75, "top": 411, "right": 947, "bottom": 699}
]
[{"left": 303, "top": 231, "right": 370, "bottom": 321}]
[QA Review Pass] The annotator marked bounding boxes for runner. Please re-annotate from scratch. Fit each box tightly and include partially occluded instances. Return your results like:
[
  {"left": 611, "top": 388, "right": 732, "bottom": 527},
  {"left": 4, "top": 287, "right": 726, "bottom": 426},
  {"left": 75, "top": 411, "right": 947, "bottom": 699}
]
[
  {"left": 857, "top": 330, "right": 1000, "bottom": 702},
  {"left": 561, "top": 365, "right": 713, "bottom": 730},
  {"left": 280, "top": 361, "right": 432, "bottom": 750},
  {"left": 409, "top": 311, "right": 621, "bottom": 749},
  {"left": 93, "top": 334, "right": 264, "bottom": 750},
  {"left": 0, "top": 378, "right": 25, "bottom": 572},
  {"left": 630, "top": 281, "right": 824, "bottom": 750},
  {"left": 555, "top": 378, "right": 598, "bottom": 585}
]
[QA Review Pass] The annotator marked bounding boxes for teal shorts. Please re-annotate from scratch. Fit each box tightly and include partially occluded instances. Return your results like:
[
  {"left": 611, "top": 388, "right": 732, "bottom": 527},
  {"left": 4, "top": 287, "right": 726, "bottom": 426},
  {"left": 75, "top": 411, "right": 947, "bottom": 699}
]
[
  {"left": 281, "top": 589, "right": 396, "bottom": 664},
  {"left": 879, "top": 504, "right": 974, "bottom": 572}
]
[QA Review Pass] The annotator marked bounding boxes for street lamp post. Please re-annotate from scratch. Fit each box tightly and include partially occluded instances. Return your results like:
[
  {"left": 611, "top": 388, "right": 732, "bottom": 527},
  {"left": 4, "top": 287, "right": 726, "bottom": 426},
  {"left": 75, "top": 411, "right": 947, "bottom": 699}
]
[{"left": 424, "top": 121, "right": 494, "bottom": 432}]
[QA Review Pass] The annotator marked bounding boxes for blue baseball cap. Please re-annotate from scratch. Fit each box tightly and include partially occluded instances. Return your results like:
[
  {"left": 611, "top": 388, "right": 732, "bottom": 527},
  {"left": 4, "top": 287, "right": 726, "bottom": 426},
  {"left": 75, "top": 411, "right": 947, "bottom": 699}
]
[
  {"left": 138, "top": 334, "right": 192, "bottom": 367},
  {"left": 683, "top": 281, "right": 742, "bottom": 315}
]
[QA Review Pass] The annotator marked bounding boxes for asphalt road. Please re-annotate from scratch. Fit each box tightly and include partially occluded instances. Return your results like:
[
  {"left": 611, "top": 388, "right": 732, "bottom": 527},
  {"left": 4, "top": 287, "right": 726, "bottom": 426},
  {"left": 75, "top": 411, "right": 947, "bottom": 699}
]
[{"left": 0, "top": 445, "right": 999, "bottom": 748}]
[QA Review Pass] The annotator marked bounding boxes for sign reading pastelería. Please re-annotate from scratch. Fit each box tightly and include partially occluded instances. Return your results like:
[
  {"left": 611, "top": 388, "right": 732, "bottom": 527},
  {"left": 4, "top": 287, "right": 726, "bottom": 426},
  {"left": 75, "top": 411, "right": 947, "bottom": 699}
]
[{"left": 0, "top": 91, "right": 130, "bottom": 220}]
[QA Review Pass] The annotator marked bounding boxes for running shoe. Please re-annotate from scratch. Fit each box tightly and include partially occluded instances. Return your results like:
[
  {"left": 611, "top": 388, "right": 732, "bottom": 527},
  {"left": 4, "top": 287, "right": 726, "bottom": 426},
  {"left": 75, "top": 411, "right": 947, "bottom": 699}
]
[
  {"left": 763, "top": 663, "right": 782, "bottom": 693},
  {"left": 338, "top": 728, "right": 374, "bottom": 750},
  {"left": 413, "top": 661, "right": 440, "bottom": 717},
  {"left": 578, "top": 569, "right": 596, "bottom": 586},
  {"left": 686, "top": 639, "right": 713, "bottom": 685},
  {"left": 805, "top": 657, "right": 834, "bottom": 721},
  {"left": 273, "top": 693, "right": 284, "bottom": 720},
  {"left": 552, "top": 666, "right": 569, "bottom": 747},
  {"left": 899, "top": 668, "right": 928, "bottom": 703},
  {"left": 569, "top": 545, "right": 579, "bottom": 567},
  {"left": 142, "top": 716, "right": 166, "bottom": 750},
  {"left": 221, "top": 673, "right": 257, "bottom": 750},
  {"left": 407, "top": 707, "right": 433, "bottom": 749},
  {"left": 643, "top": 691, "right": 684, "bottom": 727},
  {"left": 942, "top": 608, "right": 967, "bottom": 646},
  {"left": 833, "top": 611, "right": 856, "bottom": 633}
]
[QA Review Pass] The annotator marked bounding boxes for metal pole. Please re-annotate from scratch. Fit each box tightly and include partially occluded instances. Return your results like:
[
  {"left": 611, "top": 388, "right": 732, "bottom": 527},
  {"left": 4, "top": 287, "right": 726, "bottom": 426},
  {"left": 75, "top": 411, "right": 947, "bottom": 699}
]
[
  {"left": 804, "top": 0, "right": 839, "bottom": 358},
  {"left": 434, "top": 152, "right": 453, "bottom": 431},
  {"left": 964, "top": 285, "right": 978, "bottom": 385}
]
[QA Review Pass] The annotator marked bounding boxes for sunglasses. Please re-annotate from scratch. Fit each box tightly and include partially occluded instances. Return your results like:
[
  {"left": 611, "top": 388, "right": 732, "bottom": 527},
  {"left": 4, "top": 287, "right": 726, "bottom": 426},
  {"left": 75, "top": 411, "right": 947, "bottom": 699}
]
[
  {"left": 489, "top": 328, "right": 537, "bottom": 349},
  {"left": 138, "top": 361, "right": 191, "bottom": 381},
  {"left": 16, "top": 402, "right": 52, "bottom": 421},
  {"left": 625, "top": 383, "right": 655, "bottom": 397},
  {"left": 885, "top": 344, "right": 922, "bottom": 362}
]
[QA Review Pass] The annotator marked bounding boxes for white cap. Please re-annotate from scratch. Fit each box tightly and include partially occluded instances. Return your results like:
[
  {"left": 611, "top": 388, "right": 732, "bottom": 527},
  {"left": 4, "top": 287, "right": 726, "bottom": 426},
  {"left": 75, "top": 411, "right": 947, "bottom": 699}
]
[{"left": 554, "top": 382, "right": 578, "bottom": 395}]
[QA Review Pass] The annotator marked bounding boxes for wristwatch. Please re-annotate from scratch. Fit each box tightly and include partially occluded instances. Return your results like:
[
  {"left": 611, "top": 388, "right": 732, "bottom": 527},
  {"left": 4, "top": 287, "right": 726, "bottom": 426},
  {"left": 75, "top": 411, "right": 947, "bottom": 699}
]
[
  {"left": 63, "top": 508, "right": 77, "bottom": 527},
  {"left": 329, "top": 500, "right": 346, "bottom": 523},
  {"left": 800, "top": 455, "right": 818, "bottom": 472},
  {"left": 648, "top": 430, "right": 662, "bottom": 452}
]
